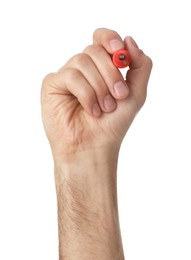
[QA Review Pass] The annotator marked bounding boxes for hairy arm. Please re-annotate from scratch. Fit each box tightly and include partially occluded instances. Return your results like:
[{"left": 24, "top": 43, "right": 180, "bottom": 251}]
[
  {"left": 55, "top": 153, "right": 124, "bottom": 260},
  {"left": 41, "top": 28, "right": 152, "bottom": 259}
]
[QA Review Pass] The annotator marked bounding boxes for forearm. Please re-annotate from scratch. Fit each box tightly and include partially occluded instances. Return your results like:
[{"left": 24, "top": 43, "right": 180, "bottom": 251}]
[{"left": 54, "top": 151, "right": 124, "bottom": 260}]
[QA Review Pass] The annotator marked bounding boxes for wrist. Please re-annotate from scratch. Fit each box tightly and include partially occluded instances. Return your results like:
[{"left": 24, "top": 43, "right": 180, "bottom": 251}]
[
  {"left": 54, "top": 148, "right": 119, "bottom": 206},
  {"left": 54, "top": 146, "right": 119, "bottom": 180}
]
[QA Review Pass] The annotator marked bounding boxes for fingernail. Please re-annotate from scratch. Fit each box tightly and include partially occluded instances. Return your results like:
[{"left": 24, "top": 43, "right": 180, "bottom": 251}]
[
  {"left": 130, "top": 36, "right": 139, "bottom": 48},
  {"left": 103, "top": 94, "right": 116, "bottom": 112},
  {"left": 109, "top": 39, "right": 124, "bottom": 51},
  {"left": 92, "top": 103, "right": 102, "bottom": 117},
  {"left": 114, "top": 81, "right": 129, "bottom": 98}
]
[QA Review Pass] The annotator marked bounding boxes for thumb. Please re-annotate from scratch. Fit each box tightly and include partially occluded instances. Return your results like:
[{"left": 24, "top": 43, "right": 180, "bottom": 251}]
[{"left": 124, "top": 36, "right": 153, "bottom": 109}]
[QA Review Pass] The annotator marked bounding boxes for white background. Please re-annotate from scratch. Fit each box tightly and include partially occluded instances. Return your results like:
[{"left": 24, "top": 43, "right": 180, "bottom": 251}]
[{"left": 0, "top": 0, "right": 191, "bottom": 259}]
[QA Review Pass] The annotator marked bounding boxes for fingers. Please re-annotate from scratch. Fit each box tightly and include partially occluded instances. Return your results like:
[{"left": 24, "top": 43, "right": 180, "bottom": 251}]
[
  {"left": 42, "top": 69, "right": 102, "bottom": 118},
  {"left": 93, "top": 28, "right": 153, "bottom": 110},
  {"left": 60, "top": 44, "right": 129, "bottom": 116},
  {"left": 83, "top": 45, "right": 129, "bottom": 100},
  {"left": 63, "top": 53, "right": 116, "bottom": 113},
  {"left": 42, "top": 28, "right": 152, "bottom": 119}
]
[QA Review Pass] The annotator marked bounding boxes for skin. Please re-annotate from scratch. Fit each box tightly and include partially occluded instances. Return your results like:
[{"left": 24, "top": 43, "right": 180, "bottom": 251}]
[{"left": 41, "top": 28, "right": 152, "bottom": 260}]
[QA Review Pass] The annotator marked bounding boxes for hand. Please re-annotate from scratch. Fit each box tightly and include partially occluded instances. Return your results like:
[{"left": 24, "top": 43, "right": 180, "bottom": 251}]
[
  {"left": 41, "top": 28, "right": 152, "bottom": 259},
  {"left": 41, "top": 28, "right": 152, "bottom": 164}
]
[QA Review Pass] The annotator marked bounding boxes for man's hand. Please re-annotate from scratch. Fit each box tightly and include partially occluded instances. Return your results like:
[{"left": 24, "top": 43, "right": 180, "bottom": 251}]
[
  {"left": 41, "top": 28, "right": 152, "bottom": 165},
  {"left": 41, "top": 28, "right": 152, "bottom": 260}
]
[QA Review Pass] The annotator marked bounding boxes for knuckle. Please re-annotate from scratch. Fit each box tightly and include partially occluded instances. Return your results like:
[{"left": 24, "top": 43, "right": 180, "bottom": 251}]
[
  {"left": 42, "top": 72, "right": 55, "bottom": 86},
  {"left": 93, "top": 28, "right": 103, "bottom": 42},
  {"left": 73, "top": 53, "right": 88, "bottom": 62},
  {"left": 136, "top": 50, "right": 153, "bottom": 70},
  {"left": 108, "top": 29, "right": 119, "bottom": 38},
  {"left": 67, "top": 68, "right": 83, "bottom": 81},
  {"left": 83, "top": 44, "right": 92, "bottom": 53},
  {"left": 93, "top": 28, "right": 119, "bottom": 41},
  {"left": 84, "top": 44, "right": 103, "bottom": 54},
  {"left": 147, "top": 56, "right": 153, "bottom": 69},
  {"left": 72, "top": 53, "right": 91, "bottom": 67},
  {"left": 41, "top": 72, "right": 56, "bottom": 95},
  {"left": 144, "top": 55, "right": 153, "bottom": 69}
]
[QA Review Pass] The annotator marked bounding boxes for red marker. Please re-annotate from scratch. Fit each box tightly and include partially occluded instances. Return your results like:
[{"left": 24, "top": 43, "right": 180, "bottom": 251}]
[{"left": 112, "top": 49, "right": 131, "bottom": 68}]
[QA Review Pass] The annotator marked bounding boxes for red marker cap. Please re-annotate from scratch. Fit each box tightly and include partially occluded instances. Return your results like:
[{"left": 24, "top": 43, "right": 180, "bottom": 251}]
[{"left": 112, "top": 49, "right": 131, "bottom": 68}]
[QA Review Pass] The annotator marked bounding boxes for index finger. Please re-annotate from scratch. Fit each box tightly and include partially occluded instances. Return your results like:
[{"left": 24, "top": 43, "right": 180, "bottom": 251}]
[{"left": 93, "top": 28, "right": 125, "bottom": 54}]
